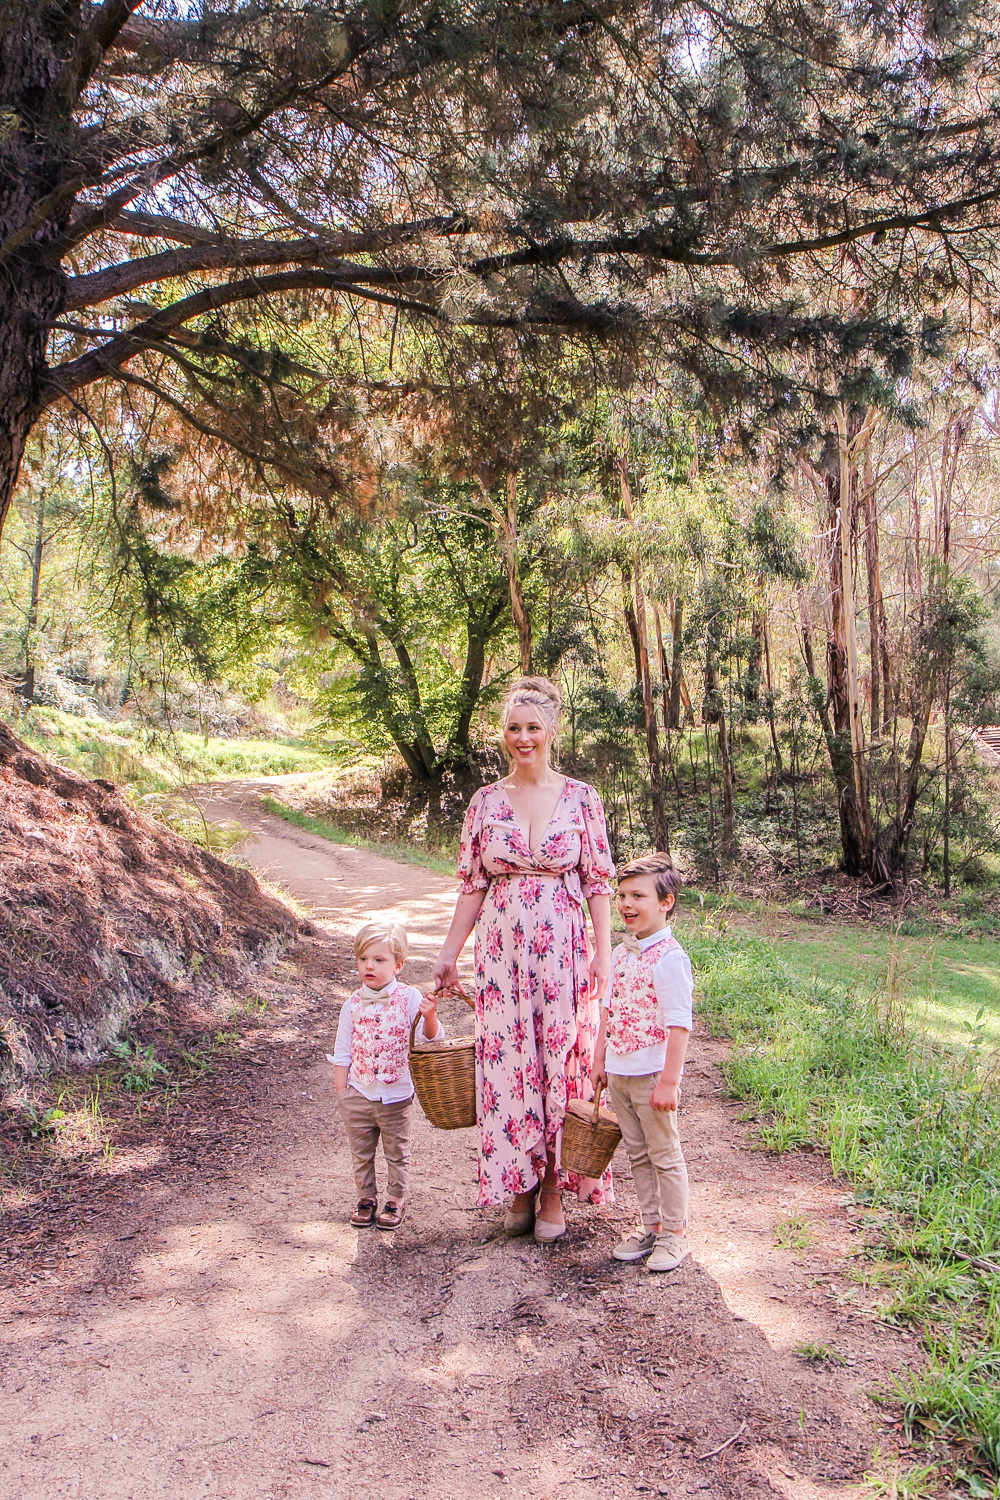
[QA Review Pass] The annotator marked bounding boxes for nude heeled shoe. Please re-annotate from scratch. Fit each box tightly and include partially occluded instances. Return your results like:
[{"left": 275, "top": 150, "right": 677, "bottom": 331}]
[
  {"left": 504, "top": 1196, "right": 536, "bottom": 1237},
  {"left": 533, "top": 1191, "right": 566, "bottom": 1244}
]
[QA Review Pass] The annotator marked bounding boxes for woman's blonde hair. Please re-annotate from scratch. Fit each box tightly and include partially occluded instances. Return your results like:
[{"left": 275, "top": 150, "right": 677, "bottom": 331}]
[
  {"left": 353, "top": 921, "right": 408, "bottom": 963},
  {"left": 500, "top": 676, "right": 563, "bottom": 765}
]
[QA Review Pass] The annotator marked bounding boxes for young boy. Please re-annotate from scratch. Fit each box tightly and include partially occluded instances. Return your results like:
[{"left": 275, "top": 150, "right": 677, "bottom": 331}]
[
  {"left": 592, "top": 854, "right": 693, "bottom": 1272},
  {"left": 331, "top": 921, "right": 441, "bottom": 1230}
]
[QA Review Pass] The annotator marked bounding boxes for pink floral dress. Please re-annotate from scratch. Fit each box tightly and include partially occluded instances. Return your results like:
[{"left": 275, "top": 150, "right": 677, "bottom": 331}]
[{"left": 457, "top": 777, "right": 616, "bottom": 1207}]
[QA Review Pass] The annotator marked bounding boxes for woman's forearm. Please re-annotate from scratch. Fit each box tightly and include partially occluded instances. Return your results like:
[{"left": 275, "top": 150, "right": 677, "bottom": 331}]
[
  {"left": 587, "top": 892, "right": 612, "bottom": 961},
  {"left": 438, "top": 891, "right": 486, "bottom": 961}
]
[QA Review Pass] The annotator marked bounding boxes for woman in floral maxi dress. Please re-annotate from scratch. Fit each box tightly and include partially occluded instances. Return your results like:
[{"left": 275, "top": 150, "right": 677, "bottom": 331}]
[{"left": 433, "top": 678, "right": 614, "bottom": 1242}]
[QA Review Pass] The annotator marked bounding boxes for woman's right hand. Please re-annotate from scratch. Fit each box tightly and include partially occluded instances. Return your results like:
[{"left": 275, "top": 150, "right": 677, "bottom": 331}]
[{"left": 431, "top": 954, "right": 460, "bottom": 994}]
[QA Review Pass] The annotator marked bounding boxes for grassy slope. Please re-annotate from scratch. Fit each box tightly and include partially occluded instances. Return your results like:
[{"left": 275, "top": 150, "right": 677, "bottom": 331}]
[
  {"left": 767, "top": 920, "right": 1000, "bottom": 1048},
  {"left": 682, "top": 915, "right": 1000, "bottom": 1486},
  {"left": 7, "top": 705, "right": 337, "bottom": 792}
]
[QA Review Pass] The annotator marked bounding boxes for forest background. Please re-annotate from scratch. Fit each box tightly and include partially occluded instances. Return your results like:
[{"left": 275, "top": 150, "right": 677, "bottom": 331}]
[{"left": 5, "top": 0, "right": 1000, "bottom": 907}]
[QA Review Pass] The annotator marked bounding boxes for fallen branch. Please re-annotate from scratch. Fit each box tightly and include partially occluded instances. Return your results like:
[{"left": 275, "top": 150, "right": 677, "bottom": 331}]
[
  {"left": 951, "top": 1248, "right": 1000, "bottom": 1276},
  {"left": 697, "top": 1419, "right": 747, "bottom": 1461}
]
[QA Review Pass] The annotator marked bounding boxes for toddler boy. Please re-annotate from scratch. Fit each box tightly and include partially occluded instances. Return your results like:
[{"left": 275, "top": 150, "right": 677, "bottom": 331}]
[{"left": 332, "top": 921, "right": 440, "bottom": 1230}]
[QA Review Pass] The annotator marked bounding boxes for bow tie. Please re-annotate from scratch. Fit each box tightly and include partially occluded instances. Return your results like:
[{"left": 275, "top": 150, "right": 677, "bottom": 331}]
[
  {"left": 359, "top": 983, "right": 394, "bottom": 1006},
  {"left": 622, "top": 933, "right": 643, "bottom": 954}
]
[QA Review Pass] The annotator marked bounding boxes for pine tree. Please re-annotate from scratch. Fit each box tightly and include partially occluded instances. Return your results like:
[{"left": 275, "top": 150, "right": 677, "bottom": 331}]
[{"left": 5, "top": 0, "right": 1000, "bottom": 554}]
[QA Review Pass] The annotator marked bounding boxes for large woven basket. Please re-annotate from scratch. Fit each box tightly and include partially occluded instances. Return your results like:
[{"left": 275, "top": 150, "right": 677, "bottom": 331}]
[
  {"left": 560, "top": 1093, "right": 622, "bottom": 1178},
  {"left": 409, "top": 984, "right": 477, "bottom": 1130}
]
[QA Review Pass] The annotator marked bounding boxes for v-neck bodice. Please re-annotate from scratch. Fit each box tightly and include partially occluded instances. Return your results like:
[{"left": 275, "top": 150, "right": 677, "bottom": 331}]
[
  {"left": 499, "top": 777, "right": 568, "bottom": 856},
  {"left": 457, "top": 776, "right": 615, "bottom": 891}
]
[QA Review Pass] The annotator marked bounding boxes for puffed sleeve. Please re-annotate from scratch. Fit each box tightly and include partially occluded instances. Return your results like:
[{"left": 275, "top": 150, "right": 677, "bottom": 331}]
[
  {"left": 578, "top": 783, "right": 615, "bottom": 898},
  {"left": 456, "top": 786, "right": 489, "bottom": 894}
]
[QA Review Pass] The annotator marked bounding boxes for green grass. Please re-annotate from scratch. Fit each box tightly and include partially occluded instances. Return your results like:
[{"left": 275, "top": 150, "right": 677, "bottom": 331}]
[
  {"left": 774, "top": 922, "right": 1000, "bottom": 1048},
  {"left": 7, "top": 704, "right": 336, "bottom": 792},
  {"left": 259, "top": 796, "right": 457, "bottom": 876},
  {"left": 686, "top": 918, "right": 1000, "bottom": 1477}
]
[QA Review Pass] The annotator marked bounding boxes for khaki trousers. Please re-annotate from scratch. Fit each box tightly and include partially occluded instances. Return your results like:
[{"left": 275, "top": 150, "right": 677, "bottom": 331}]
[
  {"left": 608, "top": 1072, "right": 689, "bottom": 1234},
  {"left": 337, "top": 1086, "right": 413, "bottom": 1201}
]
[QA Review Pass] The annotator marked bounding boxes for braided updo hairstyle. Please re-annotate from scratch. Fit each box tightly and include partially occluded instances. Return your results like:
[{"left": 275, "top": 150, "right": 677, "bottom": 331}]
[{"left": 500, "top": 676, "right": 563, "bottom": 766}]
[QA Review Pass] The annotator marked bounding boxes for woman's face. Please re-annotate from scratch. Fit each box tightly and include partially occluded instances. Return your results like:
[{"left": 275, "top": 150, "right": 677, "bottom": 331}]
[{"left": 504, "top": 710, "right": 552, "bottom": 771}]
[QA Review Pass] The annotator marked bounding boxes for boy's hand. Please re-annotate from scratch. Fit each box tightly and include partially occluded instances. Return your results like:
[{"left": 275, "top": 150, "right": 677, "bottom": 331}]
[
  {"left": 591, "top": 1044, "right": 607, "bottom": 1094},
  {"left": 650, "top": 1079, "right": 679, "bottom": 1112},
  {"left": 419, "top": 993, "right": 441, "bottom": 1040}
]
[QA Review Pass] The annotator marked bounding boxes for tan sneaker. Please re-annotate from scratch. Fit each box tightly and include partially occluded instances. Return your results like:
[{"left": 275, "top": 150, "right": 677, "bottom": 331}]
[
  {"left": 647, "top": 1233, "right": 690, "bottom": 1272},
  {"left": 612, "top": 1229, "right": 656, "bottom": 1262}
]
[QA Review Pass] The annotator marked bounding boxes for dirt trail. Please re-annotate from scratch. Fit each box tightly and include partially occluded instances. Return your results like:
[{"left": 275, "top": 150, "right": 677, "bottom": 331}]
[{"left": 0, "top": 779, "right": 918, "bottom": 1500}]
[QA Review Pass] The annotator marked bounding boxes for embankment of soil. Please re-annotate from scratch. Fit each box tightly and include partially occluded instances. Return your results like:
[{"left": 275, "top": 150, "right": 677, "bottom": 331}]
[{"left": 0, "top": 724, "right": 297, "bottom": 1094}]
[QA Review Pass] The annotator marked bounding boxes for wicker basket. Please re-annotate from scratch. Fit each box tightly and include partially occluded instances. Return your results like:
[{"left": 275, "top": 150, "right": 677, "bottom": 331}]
[
  {"left": 560, "top": 1093, "right": 622, "bottom": 1178},
  {"left": 409, "top": 984, "right": 477, "bottom": 1130}
]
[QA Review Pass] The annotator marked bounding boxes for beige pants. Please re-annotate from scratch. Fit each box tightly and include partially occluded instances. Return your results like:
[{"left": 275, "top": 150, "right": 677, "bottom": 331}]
[
  {"left": 608, "top": 1072, "right": 689, "bottom": 1234},
  {"left": 337, "top": 1086, "right": 413, "bottom": 1202}
]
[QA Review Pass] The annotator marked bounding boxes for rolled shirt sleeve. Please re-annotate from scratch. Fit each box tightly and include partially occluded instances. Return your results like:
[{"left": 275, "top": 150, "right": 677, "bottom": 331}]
[{"left": 653, "top": 947, "right": 694, "bottom": 1032}]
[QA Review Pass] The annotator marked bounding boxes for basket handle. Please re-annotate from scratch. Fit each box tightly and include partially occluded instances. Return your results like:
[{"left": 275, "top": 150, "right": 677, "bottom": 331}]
[
  {"left": 423, "top": 982, "right": 476, "bottom": 1011},
  {"left": 591, "top": 1091, "right": 603, "bottom": 1126},
  {"left": 410, "top": 982, "right": 476, "bottom": 1053}
]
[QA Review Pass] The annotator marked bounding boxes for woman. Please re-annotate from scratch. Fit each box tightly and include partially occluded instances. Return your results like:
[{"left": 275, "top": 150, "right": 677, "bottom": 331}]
[{"left": 432, "top": 677, "right": 614, "bottom": 1243}]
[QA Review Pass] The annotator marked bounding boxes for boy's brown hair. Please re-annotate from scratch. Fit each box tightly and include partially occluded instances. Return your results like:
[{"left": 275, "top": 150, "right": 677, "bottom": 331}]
[{"left": 616, "top": 853, "right": 682, "bottom": 905}]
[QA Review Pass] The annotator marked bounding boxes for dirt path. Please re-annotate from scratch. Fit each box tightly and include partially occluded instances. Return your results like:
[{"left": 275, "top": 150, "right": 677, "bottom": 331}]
[{"left": 0, "top": 780, "right": 918, "bottom": 1500}]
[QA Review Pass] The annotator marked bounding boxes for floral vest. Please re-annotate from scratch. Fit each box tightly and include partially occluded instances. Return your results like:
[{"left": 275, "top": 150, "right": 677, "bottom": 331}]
[
  {"left": 606, "top": 933, "right": 681, "bottom": 1055},
  {"left": 349, "top": 982, "right": 412, "bottom": 1086}
]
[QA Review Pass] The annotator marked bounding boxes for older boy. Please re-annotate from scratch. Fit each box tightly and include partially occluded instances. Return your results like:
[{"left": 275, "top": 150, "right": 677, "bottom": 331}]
[{"left": 592, "top": 854, "right": 693, "bottom": 1272}]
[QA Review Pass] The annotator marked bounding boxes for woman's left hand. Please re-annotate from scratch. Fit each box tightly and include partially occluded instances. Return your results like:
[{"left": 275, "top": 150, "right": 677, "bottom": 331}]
[{"left": 585, "top": 953, "right": 609, "bottom": 1003}]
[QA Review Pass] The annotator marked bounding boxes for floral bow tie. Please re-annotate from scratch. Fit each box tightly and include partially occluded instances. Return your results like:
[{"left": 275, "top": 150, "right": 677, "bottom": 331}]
[{"left": 621, "top": 932, "right": 643, "bottom": 955}]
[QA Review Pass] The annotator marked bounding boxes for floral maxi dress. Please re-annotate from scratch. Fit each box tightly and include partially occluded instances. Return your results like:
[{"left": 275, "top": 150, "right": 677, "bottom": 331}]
[{"left": 457, "top": 777, "right": 616, "bottom": 1207}]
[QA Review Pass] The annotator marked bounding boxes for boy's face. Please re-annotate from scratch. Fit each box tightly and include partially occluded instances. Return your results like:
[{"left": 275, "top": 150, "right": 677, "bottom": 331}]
[
  {"left": 616, "top": 875, "right": 675, "bottom": 940},
  {"left": 357, "top": 941, "right": 404, "bottom": 990}
]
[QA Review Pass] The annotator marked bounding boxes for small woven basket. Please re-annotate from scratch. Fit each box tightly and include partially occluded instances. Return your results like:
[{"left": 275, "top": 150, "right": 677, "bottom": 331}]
[
  {"left": 560, "top": 1093, "right": 622, "bottom": 1178},
  {"left": 409, "top": 984, "right": 477, "bottom": 1130}
]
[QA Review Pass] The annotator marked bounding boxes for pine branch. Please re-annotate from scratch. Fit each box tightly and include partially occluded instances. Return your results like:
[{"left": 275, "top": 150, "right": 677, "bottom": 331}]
[
  {"left": 64, "top": 215, "right": 475, "bottom": 309},
  {"left": 44, "top": 270, "right": 450, "bottom": 404}
]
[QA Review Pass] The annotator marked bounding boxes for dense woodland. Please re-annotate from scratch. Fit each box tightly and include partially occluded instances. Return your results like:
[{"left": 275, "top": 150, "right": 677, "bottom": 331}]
[{"left": 4, "top": 0, "right": 1000, "bottom": 897}]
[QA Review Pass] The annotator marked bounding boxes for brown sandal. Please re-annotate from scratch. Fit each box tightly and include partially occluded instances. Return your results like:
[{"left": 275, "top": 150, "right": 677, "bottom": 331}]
[
  {"left": 351, "top": 1198, "right": 377, "bottom": 1228},
  {"left": 376, "top": 1200, "right": 405, "bottom": 1231}
]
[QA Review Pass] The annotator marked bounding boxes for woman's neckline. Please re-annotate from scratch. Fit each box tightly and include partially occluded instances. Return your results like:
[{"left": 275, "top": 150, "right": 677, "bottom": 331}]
[{"left": 499, "top": 774, "right": 570, "bottom": 855}]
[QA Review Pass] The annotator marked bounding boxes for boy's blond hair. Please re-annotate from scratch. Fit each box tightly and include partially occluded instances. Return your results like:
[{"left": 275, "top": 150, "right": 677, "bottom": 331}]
[
  {"left": 616, "top": 853, "right": 682, "bottom": 905},
  {"left": 353, "top": 921, "right": 408, "bottom": 963}
]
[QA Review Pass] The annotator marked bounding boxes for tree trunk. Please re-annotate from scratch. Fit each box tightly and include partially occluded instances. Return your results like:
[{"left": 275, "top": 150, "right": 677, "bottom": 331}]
[
  {"left": 476, "top": 475, "right": 532, "bottom": 674},
  {"left": 0, "top": 10, "right": 76, "bottom": 548},
  {"left": 619, "top": 456, "right": 668, "bottom": 851},
  {"left": 505, "top": 472, "right": 532, "bottom": 673},
  {"left": 704, "top": 649, "right": 735, "bottom": 855},
  {"left": 653, "top": 602, "right": 671, "bottom": 732},
  {"left": 668, "top": 598, "right": 683, "bottom": 729},
  {"left": 622, "top": 577, "right": 643, "bottom": 693},
  {"left": 21, "top": 488, "right": 45, "bottom": 703},
  {"left": 450, "top": 621, "right": 488, "bottom": 755},
  {"left": 799, "top": 583, "right": 871, "bottom": 877},
  {"left": 762, "top": 612, "right": 783, "bottom": 771},
  {"left": 861, "top": 437, "right": 892, "bottom": 734}
]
